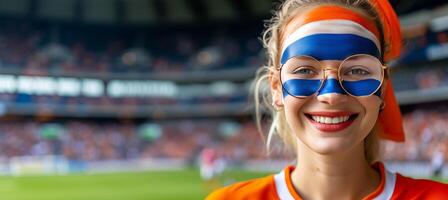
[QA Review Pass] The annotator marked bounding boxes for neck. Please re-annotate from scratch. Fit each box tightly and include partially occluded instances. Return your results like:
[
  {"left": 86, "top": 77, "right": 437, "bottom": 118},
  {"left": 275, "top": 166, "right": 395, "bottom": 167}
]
[{"left": 291, "top": 140, "right": 380, "bottom": 200}]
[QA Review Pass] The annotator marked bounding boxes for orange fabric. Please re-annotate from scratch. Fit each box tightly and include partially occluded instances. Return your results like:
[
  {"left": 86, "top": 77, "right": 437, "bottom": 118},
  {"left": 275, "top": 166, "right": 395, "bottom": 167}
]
[
  {"left": 368, "top": 0, "right": 405, "bottom": 142},
  {"left": 393, "top": 174, "right": 448, "bottom": 199},
  {"left": 368, "top": 0, "right": 402, "bottom": 61},
  {"left": 206, "top": 163, "right": 448, "bottom": 199},
  {"left": 377, "top": 79, "right": 405, "bottom": 141},
  {"left": 299, "top": 6, "right": 381, "bottom": 39},
  {"left": 205, "top": 175, "right": 280, "bottom": 200}
]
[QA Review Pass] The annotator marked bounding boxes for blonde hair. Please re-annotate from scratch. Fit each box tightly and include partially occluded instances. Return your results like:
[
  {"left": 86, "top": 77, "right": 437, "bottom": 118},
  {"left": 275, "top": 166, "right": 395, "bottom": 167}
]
[{"left": 253, "top": 0, "right": 384, "bottom": 163}]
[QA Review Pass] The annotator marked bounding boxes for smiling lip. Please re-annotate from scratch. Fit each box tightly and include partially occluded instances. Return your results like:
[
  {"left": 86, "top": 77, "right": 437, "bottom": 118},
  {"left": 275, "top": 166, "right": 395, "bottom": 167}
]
[
  {"left": 306, "top": 111, "right": 356, "bottom": 117},
  {"left": 305, "top": 111, "right": 358, "bottom": 132}
]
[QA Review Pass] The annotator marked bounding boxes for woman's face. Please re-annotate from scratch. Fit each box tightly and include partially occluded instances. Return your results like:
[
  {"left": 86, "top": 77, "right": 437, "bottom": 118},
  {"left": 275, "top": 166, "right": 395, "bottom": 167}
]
[
  {"left": 282, "top": 61, "right": 382, "bottom": 155},
  {"left": 273, "top": 5, "right": 383, "bottom": 155}
]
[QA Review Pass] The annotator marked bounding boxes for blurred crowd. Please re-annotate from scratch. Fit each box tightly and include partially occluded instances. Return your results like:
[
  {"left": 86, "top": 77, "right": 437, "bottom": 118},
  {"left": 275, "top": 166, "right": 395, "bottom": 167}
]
[
  {"left": 391, "top": 30, "right": 448, "bottom": 91},
  {"left": 382, "top": 108, "right": 448, "bottom": 162},
  {"left": 0, "top": 20, "right": 446, "bottom": 109},
  {"left": 0, "top": 20, "right": 263, "bottom": 75},
  {"left": 0, "top": 119, "right": 265, "bottom": 162},
  {"left": 0, "top": 92, "right": 246, "bottom": 108},
  {"left": 0, "top": 19, "right": 446, "bottom": 79},
  {"left": 0, "top": 107, "right": 446, "bottom": 163}
]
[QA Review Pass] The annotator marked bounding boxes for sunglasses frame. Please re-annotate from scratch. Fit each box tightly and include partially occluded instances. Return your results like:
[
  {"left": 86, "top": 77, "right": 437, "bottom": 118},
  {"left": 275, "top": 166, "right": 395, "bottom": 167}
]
[{"left": 278, "top": 54, "right": 388, "bottom": 98}]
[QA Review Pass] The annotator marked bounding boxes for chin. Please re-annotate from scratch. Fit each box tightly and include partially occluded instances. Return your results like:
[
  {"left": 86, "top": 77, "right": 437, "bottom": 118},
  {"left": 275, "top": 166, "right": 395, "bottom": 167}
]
[{"left": 306, "top": 136, "right": 359, "bottom": 155}]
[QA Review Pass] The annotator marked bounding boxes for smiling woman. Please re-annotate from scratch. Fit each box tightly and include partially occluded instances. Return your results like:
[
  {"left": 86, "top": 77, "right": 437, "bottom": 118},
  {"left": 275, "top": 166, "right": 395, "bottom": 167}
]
[{"left": 206, "top": 0, "right": 448, "bottom": 199}]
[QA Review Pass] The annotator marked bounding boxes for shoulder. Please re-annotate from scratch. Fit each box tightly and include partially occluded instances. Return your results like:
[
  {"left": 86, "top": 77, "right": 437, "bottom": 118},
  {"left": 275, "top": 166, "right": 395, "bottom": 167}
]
[
  {"left": 205, "top": 175, "right": 279, "bottom": 200},
  {"left": 392, "top": 173, "right": 448, "bottom": 198}
]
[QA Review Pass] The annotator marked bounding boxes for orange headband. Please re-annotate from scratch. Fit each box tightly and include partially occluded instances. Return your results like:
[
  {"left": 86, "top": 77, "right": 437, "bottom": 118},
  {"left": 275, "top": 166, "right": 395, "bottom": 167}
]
[
  {"left": 299, "top": 5, "right": 381, "bottom": 41},
  {"left": 368, "top": 0, "right": 402, "bottom": 62},
  {"left": 368, "top": 0, "right": 404, "bottom": 142}
]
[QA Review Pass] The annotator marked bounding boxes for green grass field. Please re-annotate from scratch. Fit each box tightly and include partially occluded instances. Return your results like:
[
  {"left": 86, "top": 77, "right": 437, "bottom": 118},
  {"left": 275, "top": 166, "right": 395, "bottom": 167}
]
[
  {"left": 0, "top": 169, "right": 268, "bottom": 200},
  {"left": 0, "top": 169, "right": 445, "bottom": 200}
]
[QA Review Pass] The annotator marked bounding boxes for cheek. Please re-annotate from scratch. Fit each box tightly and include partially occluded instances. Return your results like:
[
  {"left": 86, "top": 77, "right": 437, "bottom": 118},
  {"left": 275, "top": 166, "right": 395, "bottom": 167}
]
[
  {"left": 283, "top": 96, "right": 309, "bottom": 131},
  {"left": 357, "top": 97, "right": 382, "bottom": 131}
]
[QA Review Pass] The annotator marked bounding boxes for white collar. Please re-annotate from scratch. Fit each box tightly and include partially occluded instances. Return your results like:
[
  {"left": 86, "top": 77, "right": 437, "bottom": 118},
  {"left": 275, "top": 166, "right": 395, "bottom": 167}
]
[{"left": 273, "top": 165, "right": 396, "bottom": 200}]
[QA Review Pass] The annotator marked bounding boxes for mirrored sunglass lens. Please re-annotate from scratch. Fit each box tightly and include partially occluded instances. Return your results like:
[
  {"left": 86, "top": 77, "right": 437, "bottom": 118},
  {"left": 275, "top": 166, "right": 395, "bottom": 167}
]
[
  {"left": 281, "top": 57, "right": 323, "bottom": 97},
  {"left": 340, "top": 55, "right": 383, "bottom": 96}
]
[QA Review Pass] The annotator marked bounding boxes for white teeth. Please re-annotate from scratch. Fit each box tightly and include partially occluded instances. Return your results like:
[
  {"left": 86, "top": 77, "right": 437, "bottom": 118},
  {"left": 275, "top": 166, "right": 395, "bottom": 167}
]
[
  {"left": 311, "top": 115, "right": 351, "bottom": 124},
  {"left": 331, "top": 118, "right": 339, "bottom": 124}
]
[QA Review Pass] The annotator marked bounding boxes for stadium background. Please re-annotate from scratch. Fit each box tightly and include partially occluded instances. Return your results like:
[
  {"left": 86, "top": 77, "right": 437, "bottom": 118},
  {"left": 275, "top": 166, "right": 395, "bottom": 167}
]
[{"left": 0, "top": 0, "right": 445, "bottom": 199}]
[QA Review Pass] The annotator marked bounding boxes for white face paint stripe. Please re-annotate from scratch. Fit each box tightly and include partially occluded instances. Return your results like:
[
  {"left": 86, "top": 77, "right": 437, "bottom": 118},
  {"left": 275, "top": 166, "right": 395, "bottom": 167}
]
[
  {"left": 373, "top": 169, "right": 397, "bottom": 200},
  {"left": 274, "top": 170, "right": 295, "bottom": 200},
  {"left": 282, "top": 19, "right": 381, "bottom": 55}
]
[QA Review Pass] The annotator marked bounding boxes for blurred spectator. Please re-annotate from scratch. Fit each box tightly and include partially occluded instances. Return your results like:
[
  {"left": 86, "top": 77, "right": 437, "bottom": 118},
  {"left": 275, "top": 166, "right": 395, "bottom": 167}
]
[
  {"left": 0, "top": 21, "right": 261, "bottom": 74},
  {"left": 0, "top": 107, "right": 445, "bottom": 163}
]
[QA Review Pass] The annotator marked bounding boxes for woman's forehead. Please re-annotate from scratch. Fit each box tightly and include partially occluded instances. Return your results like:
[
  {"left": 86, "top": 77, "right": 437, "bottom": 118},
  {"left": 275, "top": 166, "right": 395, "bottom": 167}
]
[
  {"left": 281, "top": 5, "right": 377, "bottom": 47},
  {"left": 281, "top": 5, "right": 319, "bottom": 42},
  {"left": 279, "top": 5, "right": 381, "bottom": 63}
]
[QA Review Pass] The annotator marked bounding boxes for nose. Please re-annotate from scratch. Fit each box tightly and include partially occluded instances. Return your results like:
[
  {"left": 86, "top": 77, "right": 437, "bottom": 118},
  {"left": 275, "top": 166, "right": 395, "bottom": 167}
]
[
  {"left": 316, "top": 78, "right": 349, "bottom": 105},
  {"left": 317, "top": 92, "right": 349, "bottom": 105},
  {"left": 324, "top": 68, "right": 338, "bottom": 79}
]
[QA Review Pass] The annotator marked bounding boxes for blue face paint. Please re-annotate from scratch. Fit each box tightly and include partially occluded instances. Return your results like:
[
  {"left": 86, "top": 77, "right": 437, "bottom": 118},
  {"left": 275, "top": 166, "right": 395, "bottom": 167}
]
[
  {"left": 282, "top": 79, "right": 321, "bottom": 98},
  {"left": 341, "top": 79, "right": 382, "bottom": 96},
  {"left": 282, "top": 78, "right": 382, "bottom": 98},
  {"left": 281, "top": 34, "right": 381, "bottom": 64},
  {"left": 317, "top": 78, "right": 347, "bottom": 95}
]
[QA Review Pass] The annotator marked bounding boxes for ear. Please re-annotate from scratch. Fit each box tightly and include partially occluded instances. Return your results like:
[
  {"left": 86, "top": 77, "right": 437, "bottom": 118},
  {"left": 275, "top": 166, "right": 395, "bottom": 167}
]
[
  {"left": 269, "top": 68, "right": 284, "bottom": 108},
  {"left": 380, "top": 79, "right": 387, "bottom": 99},
  {"left": 380, "top": 68, "right": 391, "bottom": 101},
  {"left": 379, "top": 78, "right": 388, "bottom": 110}
]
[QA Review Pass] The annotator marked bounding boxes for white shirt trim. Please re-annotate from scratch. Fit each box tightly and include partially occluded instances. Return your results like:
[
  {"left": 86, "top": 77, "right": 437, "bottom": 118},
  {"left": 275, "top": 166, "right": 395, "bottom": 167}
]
[
  {"left": 274, "top": 170, "right": 295, "bottom": 200},
  {"left": 274, "top": 166, "right": 397, "bottom": 200},
  {"left": 373, "top": 168, "right": 397, "bottom": 200}
]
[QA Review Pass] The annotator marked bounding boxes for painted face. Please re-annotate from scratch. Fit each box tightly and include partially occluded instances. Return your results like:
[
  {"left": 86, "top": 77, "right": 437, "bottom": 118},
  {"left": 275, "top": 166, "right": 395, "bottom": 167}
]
[
  {"left": 280, "top": 5, "right": 384, "bottom": 99},
  {"left": 277, "top": 5, "right": 384, "bottom": 154}
]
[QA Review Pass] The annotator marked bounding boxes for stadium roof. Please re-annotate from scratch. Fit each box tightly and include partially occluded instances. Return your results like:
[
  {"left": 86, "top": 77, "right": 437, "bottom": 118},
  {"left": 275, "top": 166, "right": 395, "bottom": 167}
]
[{"left": 0, "top": 0, "right": 445, "bottom": 25}]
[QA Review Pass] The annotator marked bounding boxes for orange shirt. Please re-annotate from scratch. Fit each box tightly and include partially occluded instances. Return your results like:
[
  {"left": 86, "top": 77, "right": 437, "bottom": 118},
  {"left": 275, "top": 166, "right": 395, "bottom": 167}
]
[{"left": 206, "top": 162, "right": 448, "bottom": 200}]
